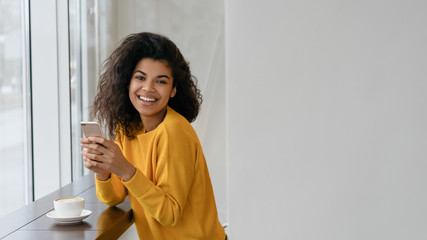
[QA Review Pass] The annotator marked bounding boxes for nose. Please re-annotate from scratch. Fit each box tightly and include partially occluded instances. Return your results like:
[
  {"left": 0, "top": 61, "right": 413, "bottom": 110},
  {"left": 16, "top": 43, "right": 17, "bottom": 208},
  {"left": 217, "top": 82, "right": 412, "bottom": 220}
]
[{"left": 142, "top": 80, "right": 155, "bottom": 92}]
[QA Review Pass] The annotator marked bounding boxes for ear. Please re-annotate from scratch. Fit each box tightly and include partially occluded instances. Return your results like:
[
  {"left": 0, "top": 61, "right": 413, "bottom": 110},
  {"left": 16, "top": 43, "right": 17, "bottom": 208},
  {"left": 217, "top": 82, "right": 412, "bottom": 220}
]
[{"left": 170, "top": 86, "right": 177, "bottom": 98}]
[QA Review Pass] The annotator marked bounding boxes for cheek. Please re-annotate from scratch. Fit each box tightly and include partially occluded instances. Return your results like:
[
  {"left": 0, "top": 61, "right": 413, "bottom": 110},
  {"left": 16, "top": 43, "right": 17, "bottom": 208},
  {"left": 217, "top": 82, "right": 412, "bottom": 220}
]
[
  {"left": 128, "top": 85, "right": 138, "bottom": 104},
  {"left": 128, "top": 83, "right": 137, "bottom": 96}
]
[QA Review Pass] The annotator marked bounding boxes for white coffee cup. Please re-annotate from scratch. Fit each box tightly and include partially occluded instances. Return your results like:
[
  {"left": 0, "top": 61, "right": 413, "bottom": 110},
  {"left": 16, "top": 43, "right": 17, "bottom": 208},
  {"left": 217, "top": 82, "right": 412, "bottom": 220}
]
[{"left": 54, "top": 197, "right": 85, "bottom": 217}]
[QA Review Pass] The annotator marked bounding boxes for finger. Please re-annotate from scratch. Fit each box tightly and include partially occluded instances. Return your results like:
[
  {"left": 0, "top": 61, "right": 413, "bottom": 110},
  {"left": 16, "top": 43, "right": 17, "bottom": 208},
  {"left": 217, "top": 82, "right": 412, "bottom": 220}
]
[
  {"left": 88, "top": 137, "right": 114, "bottom": 149},
  {"left": 82, "top": 142, "right": 108, "bottom": 155},
  {"left": 83, "top": 156, "right": 98, "bottom": 165},
  {"left": 83, "top": 161, "right": 106, "bottom": 175},
  {"left": 87, "top": 136, "right": 105, "bottom": 144},
  {"left": 82, "top": 151, "right": 105, "bottom": 163},
  {"left": 85, "top": 157, "right": 108, "bottom": 171},
  {"left": 83, "top": 159, "right": 95, "bottom": 168},
  {"left": 80, "top": 137, "right": 93, "bottom": 144},
  {"left": 94, "top": 139, "right": 122, "bottom": 159},
  {"left": 85, "top": 148, "right": 104, "bottom": 155},
  {"left": 82, "top": 143, "right": 105, "bottom": 155}
]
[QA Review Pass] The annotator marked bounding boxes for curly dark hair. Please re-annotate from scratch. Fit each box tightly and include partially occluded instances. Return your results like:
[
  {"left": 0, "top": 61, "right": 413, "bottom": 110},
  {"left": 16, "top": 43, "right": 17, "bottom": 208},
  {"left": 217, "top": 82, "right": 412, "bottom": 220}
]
[{"left": 91, "top": 32, "right": 203, "bottom": 139}]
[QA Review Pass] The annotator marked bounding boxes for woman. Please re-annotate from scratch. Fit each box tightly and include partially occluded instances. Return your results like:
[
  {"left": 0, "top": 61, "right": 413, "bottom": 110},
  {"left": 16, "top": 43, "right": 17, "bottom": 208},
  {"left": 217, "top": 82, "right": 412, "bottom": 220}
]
[{"left": 81, "top": 32, "right": 226, "bottom": 239}]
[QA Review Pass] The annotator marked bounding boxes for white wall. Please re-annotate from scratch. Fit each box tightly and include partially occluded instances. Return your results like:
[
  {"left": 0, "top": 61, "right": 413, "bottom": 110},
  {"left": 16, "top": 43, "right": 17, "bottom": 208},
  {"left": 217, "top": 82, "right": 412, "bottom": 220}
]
[{"left": 226, "top": 1, "right": 427, "bottom": 239}]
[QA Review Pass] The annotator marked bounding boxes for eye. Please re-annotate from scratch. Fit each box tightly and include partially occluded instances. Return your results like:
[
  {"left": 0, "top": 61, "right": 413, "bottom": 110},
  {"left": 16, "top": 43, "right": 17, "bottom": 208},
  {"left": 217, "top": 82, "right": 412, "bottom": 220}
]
[
  {"left": 135, "top": 76, "right": 145, "bottom": 80},
  {"left": 156, "top": 80, "right": 167, "bottom": 84}
]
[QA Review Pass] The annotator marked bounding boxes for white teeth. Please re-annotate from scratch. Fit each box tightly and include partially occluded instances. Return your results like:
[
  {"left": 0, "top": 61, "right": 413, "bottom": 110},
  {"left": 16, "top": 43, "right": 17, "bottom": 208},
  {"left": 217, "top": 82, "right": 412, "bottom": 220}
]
[{"left": 139, "top": 96, "right": 156, "bottom": 102}]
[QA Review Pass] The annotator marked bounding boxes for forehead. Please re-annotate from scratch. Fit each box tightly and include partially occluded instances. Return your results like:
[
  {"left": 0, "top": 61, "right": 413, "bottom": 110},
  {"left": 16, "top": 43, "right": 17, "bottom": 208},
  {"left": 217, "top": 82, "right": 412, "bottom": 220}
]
[{"left": 134, "top": 58, "right": 172, "bottom": 74}]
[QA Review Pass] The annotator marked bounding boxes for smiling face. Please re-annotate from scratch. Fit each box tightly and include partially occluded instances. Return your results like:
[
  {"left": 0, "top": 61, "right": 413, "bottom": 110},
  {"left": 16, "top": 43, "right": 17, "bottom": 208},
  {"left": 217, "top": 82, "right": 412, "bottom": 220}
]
[{"left": 128, "top": 58, "right": 176, "bottom": 131}]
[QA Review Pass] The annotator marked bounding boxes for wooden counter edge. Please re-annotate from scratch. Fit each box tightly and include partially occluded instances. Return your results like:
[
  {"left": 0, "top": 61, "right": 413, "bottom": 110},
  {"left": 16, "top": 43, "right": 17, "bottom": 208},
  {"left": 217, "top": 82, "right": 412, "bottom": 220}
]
[{"left": 95, "top": 209, "right": 134, "bottom": 240}]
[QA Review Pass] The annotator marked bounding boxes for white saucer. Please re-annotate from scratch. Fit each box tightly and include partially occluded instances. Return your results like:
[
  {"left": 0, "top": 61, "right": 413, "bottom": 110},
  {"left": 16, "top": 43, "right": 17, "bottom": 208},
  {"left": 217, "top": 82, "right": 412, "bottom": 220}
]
[{"left": 46, "top": 209, "right": 92, "bottom": 224}]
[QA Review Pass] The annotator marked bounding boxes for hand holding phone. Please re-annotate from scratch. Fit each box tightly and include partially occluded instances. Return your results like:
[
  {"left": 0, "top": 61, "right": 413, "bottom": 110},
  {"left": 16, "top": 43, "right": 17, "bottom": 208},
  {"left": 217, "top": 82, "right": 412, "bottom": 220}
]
[{"left": 80, "top": 121, "right": 135, "bottom": 181}]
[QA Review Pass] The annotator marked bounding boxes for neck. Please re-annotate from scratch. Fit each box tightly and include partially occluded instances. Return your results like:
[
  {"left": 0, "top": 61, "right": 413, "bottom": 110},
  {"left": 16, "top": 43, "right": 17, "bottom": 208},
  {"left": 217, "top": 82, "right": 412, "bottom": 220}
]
[{"left": 140, "top": 108, "right": 167, "bottom": 132}]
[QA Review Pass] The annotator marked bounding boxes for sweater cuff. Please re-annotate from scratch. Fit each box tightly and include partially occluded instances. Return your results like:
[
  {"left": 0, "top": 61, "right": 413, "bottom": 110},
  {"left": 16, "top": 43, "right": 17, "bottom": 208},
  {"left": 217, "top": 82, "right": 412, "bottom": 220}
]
[
  {"left": 122, "top": 168, "right": 152, "bottom": 197},
  {"left": 95, "top": 174, "right": 112, "bottom": 188}
]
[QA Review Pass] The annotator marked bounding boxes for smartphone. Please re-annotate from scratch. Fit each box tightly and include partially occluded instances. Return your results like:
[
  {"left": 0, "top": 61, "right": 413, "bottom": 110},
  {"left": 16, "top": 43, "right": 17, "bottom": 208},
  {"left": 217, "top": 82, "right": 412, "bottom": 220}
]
[{"left": 80, "top": 122, "right": 104, "bottom": 138}]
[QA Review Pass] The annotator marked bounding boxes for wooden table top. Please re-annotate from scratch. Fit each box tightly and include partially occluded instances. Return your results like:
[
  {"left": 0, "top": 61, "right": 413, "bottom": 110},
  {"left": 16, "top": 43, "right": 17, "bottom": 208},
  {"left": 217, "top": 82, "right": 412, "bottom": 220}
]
[{"left": 0, "top": 173, "right": 133, "bottom": 240}]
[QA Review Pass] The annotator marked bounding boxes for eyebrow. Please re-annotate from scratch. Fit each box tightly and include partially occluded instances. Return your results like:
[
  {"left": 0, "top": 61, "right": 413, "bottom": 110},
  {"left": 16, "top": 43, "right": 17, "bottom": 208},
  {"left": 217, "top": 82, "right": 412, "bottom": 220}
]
[{"left": 134, "top": 70, "right": 170, "bottom": 79}]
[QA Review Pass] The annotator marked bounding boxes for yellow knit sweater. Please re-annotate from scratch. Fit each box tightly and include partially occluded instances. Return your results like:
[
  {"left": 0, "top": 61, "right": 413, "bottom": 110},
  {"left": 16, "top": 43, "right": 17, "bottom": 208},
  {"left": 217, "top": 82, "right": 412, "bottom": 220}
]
[{"left": 95, "top": 107, "right": 225, "bottom": 240}]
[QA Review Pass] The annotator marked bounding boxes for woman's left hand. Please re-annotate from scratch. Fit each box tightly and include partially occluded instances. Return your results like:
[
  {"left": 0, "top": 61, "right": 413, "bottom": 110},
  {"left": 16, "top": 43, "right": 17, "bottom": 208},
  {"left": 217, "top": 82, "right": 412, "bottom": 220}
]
[{"left": 81, "top": 137, "right": 136, "bottom": 181}]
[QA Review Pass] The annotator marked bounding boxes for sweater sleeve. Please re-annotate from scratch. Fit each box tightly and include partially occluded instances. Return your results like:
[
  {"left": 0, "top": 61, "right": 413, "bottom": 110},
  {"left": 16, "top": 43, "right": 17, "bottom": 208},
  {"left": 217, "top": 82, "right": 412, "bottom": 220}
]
[
  {"left": 122, "top": 134, "right": 196, "bottom": 227},
  {"left": 95, "top": 174, "right": 128, "bottom": 207}
]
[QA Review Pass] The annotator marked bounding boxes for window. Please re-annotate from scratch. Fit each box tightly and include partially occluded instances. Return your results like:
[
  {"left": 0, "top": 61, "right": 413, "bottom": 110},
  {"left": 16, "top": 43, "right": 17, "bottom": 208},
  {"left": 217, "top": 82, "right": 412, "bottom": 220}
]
[
  {"left": 69, "top": 0, "right": 100, "bottom": 180},
  {"left": 0, "top": 0, "right": 32, "bottom": 218}
]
